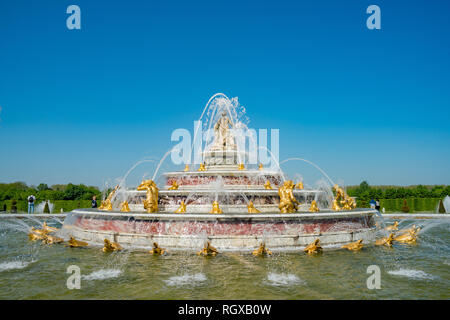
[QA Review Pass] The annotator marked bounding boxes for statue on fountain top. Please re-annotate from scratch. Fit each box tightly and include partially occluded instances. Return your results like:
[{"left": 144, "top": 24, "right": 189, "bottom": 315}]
[{"left": 212, "top": 111, "right": 236, "bottom": 150}]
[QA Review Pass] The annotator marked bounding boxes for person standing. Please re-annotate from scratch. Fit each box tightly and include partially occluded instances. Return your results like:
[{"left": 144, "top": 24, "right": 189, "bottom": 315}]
[
  {"left": 27, "top": 195, "right": 36, "bottom": 214},
  {"left": 369, "top": 199, "right": 376, "bottom": 209},
  {"left": 91, "top": 196, "right": 98, "bottom": 208},
  {"left": 375, "top": 199, "right": 381, "bottom": 211}
]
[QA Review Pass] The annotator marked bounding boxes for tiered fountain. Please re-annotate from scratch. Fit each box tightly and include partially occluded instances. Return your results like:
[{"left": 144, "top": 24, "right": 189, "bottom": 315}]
[{"left": 61, "top": 94, "right": 377, "bottom": 251}]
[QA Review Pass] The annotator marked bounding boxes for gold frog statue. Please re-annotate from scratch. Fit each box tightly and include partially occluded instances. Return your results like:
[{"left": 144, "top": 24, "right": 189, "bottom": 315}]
[
  {"left": 247, "top": 201, "right": 261, "bottom": 213},
  {"left": 304, "top": 239, "right": 323, "bottom": 254},
  {"left": 264, "top": 180, "right": 273, "bottom": 190},
  {"left": 149, "top": 242, "right": 166, "bottom": 255},
  {"left": 102, "top": 239, "right": 123, "bottom": 252},
  {"left": 120, "top": 201, "right": 130, "bottom": 212},
  {"left": 394, "top": 226, "right": 420, "bottom": 244},
  {"left": 210, "top": 201, "right": 223, "bottom": 214},
  {"left": 341, "top": 239, "right": 363, "bottom": 251},
  {"left": 99, "top": 185, "right": 119, "bottom": 211},
  {"left": 197, "top": 242, "right": 219, "bottom": 256},
  {"left": 309, "top": 200, "right": 320, "bottom": 212},
  {"left": 67, "top": 236, "right": 89, "bottom": 247},
  {"left": 385, "top": 221, "right": 399, "bottom": 231},
  {"left": 174, "top": 200, "right": 187, "bottom": 213},
  {"left": 198, "top": 163, "right": 207, "bottom": 171},
  {"left": 168, "top": 181, "right": 179, "bottom": 190},
  {"left": 375, "top": 233, "right": 395, "bottom": 247},
  {"left": 137, "top": 179, "right": 159, "bottom": 213},
  {"left": 252, "top": 242, "right": 272, "bottom": 256},
  {"left": 278, "top": 180, "right": 300, "bottom": 213}
]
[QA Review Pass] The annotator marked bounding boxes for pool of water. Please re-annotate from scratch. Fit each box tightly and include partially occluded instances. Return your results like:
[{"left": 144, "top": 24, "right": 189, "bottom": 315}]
[{"left": 0, "top": 216, "right": 448, "bottom": 299}]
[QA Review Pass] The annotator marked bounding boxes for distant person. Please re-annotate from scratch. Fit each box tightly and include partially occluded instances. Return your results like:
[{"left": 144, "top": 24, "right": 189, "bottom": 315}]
[
  {"left": 92, "top": 196, "right": 98, "bottom": 208},
  {"left": 375, "top": 199, "right": 381, "bottom": 211},
  {"left": 369, "top": 199, "right": 376, "bottom": 209},
  {"left": 27, "top": 195, "right": 36, "bottom": 214}
]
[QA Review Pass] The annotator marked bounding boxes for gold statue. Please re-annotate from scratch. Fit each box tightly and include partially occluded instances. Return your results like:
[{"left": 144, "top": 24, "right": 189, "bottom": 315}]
[
  {"left": 278, "top": 180, "right": 299, "bottom": 213},
  {"left": 309, "top": 200, "right": 319, "bottom": 212},
  {"left": 43, "top": 234, "right": 64, "bottom": 245},
  {"left": 375, "top": 233, "right": 395, "bottom": 247},
  {"left": 30, "top": 226, "right": 50, "bottom": 236},
  {"left": 341, "top": 239, "right": 363, "bottom": 251},
  {"left": 247, "top": 201, "right": 261, "bottom": 213},
  {"left": 102, "top": 239, "right": 123, "bottom": 252},
  {"left": 394, "top": 226, "right": 420, "bottom": 244},
  {"left": 295, "top": 181, "right": 304, "bottom": 190},
  {"left": 264, "top": 180, "right": 273, "bottom": 189},
  {"left": 304, "top": 239, "right": 323, "bottom": 254},
  {"left": 184, "top": 164, "right": 189, "bottom": 172},
  {"left": 258, "top": 163, "right": 263, "bottom": 170},
  {"left": 149, "top": 242, "right": 166, "bottom": 255},
  {"left": 252, "top": 242, "right": 272, "bottom": 256},
  {"left": 137, "top": 179, "right": 159, "bottom": 213},
  {"left": 120, "top": 201, "right": 130, "bottom": 212},
  {"left": 238, "top": 163, "right": 245, "bottom": 170},
  {"left": 198, "top": 163, "right": 207, "bottom": 171},
  {"left": 28, "top": 230, "right": 44, "bottom": 241},
  {"left": 385, "top": 221, "right": 399, "bottom": 231},
  {"left": 197, "top": 242, "right": 218, "bottom": 256},
  {"left": 210, "top": 201, "right": 223, "bottom": 214},
  {"left": 99, "top": 185, "right": 119, "bottom": 211},
  {"left": 67, "top": 236, "right": 88, "bottom": 247},
  {"left": 168, "top": 181, "right": 179, "bottom": 190},
  {"left": 332, "top": 184, "right": 356, "bottom": 211},
  {"left": 174, "top": 200, "right": 187, "bottom": 213}
]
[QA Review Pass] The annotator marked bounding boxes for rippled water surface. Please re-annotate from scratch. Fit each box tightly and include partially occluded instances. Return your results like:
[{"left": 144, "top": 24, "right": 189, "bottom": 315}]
[{"left": 0, "top": 216, "right": 449, "bottom": 299}]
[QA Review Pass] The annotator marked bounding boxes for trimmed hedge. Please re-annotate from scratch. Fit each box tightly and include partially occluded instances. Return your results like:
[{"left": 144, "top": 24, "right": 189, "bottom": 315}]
[
  {"left": 379, "top": 198, "right": 440, "bottom": 212},
  {"left": 0, "top": 200, "right": 93, "bottom": 213}
]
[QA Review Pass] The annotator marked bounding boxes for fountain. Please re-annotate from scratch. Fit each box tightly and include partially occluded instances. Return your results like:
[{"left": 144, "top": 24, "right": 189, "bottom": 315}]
[{"left": 61, "top": 94, "right": 378, "bottom": 252}]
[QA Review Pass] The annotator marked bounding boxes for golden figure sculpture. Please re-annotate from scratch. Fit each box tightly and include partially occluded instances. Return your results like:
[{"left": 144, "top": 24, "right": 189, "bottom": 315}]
[
  {"left": 341, "top": 239, "right": 363, "bottom": 251},
  {"left": 375, "top": 233, "right": 395, "bottom": 247},
  {"left": 137, "top": 179, "right": 159, "bottom": 213},
  {"left": 278, "top": 180, "right": 300, "bottom": 213},
  {"left": 252, "top": 242, "right": 272, "bottom": 256},
  {"left": 198, "top": 163, "right": 207, "bottom": 171},
  {"left": 169, "top": 181, "right": 179, "bottom": 190},
  {"left": 30, "top": 226, "right": 50, "bottom": 236},
  {"left": 210, "top": 201, "right": 223, "bottom": 214},
  {"left": 99, "top": 185, "right": 119, "bottom": 211},
  {"left": 67, "top": 236, "right": 88, "bottom": 247},
  {"left": 120, "top": 201, "right": 130, "bottom": 212},
  {"left": 184, "top": 164, "right": 190, "bottom": 172},
  {"left": 394, "top": 226, "right": 420, "bottom": 244},
  {"left": 309, "top": 200, "right": 319, "bottom": 212},
  {"left": 304, "top": 239, "right": 323, "bottom": 254},
  {"left": 43, "top": 234, "right": 64, "bottom": 245},
  {"left": 295, "top": 181, "right": 304, "bottom": 190},
  {"left": 149, "top": 242, "right": 166, "bottom": 255},
  {"left": 247, "top": 201, "right": 261, "bottom": 213},
  {"left": 385, "top": 221, "right": 399, "bottom": 231},
  {"left": 238, "top": 163, "right": 245, "bottom": 170},
  {"left": 28, "top": 231, "right": 44, "bottom": 241},
  {"left": 258, "top": 163, "right": 263, "bottom": 171},
  {"left": 197, "top": 242, "right": 218, "bottom": 256},
  {"left": 332, "top": 184, "right": 356, "bottom": 211},
  {"left": 174, "top": 200, "right": 187, "bottom": 213},
  {"left": 102, "top": 239, "right": 123, "bottom": 252},
  {"left": 264, "top": 180, "right": 273, "bottom": 189}
]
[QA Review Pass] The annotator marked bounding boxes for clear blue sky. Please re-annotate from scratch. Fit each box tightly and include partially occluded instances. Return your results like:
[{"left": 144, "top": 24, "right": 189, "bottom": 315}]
[{"left": 0, "top": 0, "right": 449, "bottom": 188}]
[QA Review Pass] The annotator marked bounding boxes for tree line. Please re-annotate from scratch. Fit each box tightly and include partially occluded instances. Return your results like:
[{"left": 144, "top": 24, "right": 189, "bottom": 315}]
[
  {"left": 346, "top": 181, "right": 450, "bottom": 201},
  {"left": 0, "top": 182, "right": 102, "bottom": 201}
]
